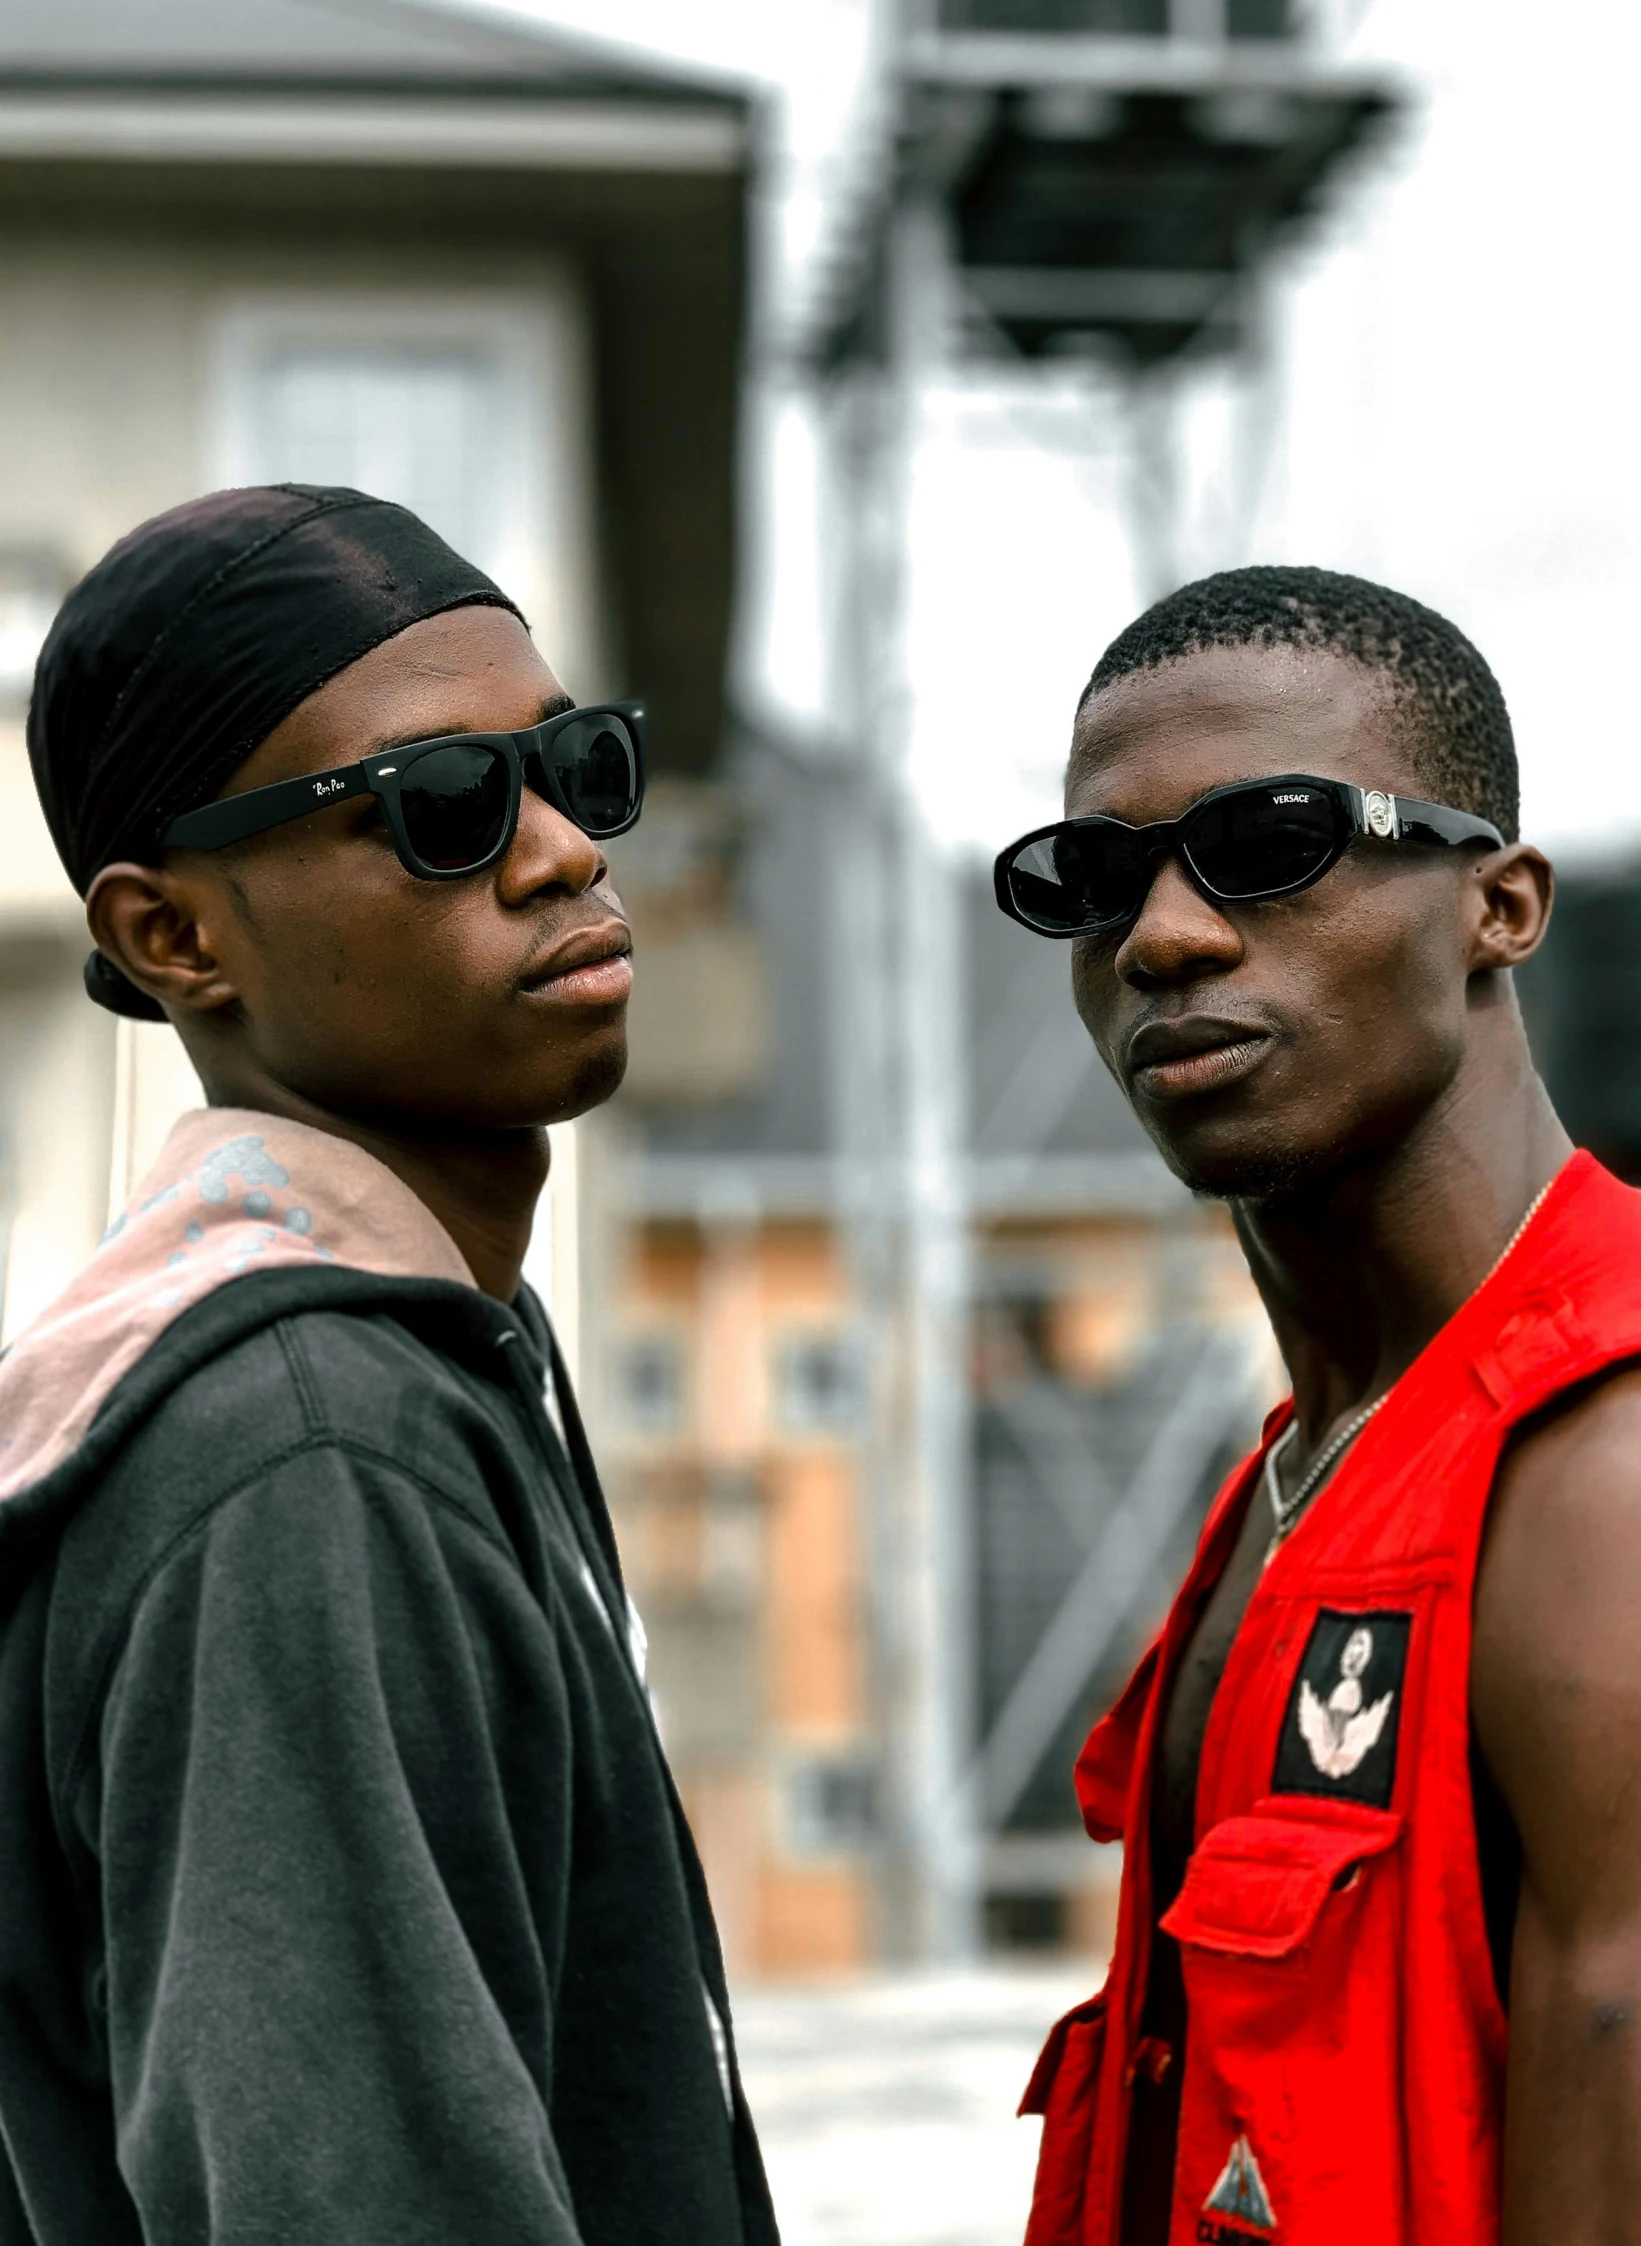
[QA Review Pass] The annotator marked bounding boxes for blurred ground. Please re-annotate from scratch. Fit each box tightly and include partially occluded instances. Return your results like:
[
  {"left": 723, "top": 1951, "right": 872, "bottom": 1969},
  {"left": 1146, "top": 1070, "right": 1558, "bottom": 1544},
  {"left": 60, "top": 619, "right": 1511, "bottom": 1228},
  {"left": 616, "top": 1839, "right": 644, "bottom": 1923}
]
[{"left": 733, "top": 1965, "right": 1097, "bottom": 2246}]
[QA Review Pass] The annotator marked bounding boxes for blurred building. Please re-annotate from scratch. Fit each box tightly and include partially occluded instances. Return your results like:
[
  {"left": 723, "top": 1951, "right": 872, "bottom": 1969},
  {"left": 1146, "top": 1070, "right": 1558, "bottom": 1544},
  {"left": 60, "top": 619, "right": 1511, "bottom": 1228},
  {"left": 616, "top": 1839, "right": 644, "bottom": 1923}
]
[
  {"left": 699, "top": 0, "right": 1396, "bottom": 1969},
  {"left": 1520, "top": 861, "right": 1641, "bottom": 1185},
  {"left": 0, "top": 0, "right": 751, "bottom": 1342},
  {"left": 0, "top": 0, "right": 1402, "bottom": 1988},
  {"left": 598, "top": 737, "right": 1275, "bottom": 1975}
]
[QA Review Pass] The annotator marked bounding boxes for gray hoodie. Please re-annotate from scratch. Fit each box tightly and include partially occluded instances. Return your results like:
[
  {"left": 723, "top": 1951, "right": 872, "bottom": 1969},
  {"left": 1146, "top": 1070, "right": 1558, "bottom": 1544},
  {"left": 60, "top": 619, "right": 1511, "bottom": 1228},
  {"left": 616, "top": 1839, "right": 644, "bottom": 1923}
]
[{"left": 0, "top": 1110, "right": 775, "bottom": 2246}]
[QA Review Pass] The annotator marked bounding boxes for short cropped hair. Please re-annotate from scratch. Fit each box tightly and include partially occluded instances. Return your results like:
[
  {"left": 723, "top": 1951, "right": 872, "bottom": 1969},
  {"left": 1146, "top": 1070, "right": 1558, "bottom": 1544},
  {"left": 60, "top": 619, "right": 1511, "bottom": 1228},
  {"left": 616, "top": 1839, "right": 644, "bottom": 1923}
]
[{"left": 1079, "top": 565, "right": 1519, "bottom": 843}]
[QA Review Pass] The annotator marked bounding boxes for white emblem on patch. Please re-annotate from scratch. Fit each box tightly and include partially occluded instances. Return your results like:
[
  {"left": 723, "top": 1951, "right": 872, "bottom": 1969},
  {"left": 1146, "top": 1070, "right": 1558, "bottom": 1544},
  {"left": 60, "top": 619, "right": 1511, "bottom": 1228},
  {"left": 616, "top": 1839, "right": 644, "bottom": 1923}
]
[
  {"left": 1297, "top": 1624, "right": 1393, "bottom": 1781},
  {"left": 1204, "top": 2134, "right": 1277, "bottom": 2231}
]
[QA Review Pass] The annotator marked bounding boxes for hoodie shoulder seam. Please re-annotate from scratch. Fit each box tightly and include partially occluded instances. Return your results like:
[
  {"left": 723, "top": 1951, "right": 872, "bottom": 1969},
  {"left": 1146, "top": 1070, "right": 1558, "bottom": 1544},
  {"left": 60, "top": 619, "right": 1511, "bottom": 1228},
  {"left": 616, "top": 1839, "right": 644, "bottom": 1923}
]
[
  {"left": 56, "top": 1429, "right": 527, "bottom": 1829},
  {"left": 273, "top": 1316, "right": 328, "bottom": 1437}
]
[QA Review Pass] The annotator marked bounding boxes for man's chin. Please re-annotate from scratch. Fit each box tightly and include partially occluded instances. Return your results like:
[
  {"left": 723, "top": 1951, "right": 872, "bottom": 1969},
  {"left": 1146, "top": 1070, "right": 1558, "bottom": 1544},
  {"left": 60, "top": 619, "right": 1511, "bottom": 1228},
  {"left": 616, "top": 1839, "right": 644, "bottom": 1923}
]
[
  {"left": 537, "top": 1034, "right": 628, "bottom": 1128},
  {"left": 1153, "top": 1127, "right": 1333, "bottom": 1206}
]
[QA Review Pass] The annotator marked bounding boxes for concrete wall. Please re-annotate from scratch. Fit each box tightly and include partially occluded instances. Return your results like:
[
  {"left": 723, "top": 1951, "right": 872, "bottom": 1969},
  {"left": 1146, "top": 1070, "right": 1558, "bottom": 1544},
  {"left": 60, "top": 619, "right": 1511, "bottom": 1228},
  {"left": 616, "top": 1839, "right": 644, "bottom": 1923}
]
[
  {"left": 0, "top": 226, "right": 602, "bottom": 681},
  {"left": 0, "top": 209, "right": 603, "bottom": 1342},
  {"left": 0, "top": 931, "right": 114, "bottom": 1342}
]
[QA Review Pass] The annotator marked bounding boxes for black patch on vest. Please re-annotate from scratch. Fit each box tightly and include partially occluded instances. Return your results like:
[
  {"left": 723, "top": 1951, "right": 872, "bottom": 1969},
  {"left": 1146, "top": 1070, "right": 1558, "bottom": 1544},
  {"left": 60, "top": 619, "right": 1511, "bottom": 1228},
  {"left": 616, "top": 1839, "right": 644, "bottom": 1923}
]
[{"left": 1272, "top": 1609, "right": 1411, "bottom": 1808}]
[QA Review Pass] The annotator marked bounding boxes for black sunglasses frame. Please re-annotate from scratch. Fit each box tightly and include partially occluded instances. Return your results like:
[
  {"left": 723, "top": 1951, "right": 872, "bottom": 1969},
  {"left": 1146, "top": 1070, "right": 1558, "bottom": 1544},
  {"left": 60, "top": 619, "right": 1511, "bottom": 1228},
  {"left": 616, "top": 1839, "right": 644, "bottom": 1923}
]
[
  {"left": 994, "top": 773, "right": 1505, "bottom": 939},
  {"left": 162, "top": 701, "right": 645, "bottom": 881}
]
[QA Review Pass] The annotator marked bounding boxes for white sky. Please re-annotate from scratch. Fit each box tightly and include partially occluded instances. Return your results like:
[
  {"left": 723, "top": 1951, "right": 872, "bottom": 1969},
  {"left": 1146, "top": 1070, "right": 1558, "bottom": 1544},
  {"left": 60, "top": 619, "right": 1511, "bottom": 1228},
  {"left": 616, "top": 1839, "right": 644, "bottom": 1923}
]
[{"left": 469, "top": 0, "right": 1641, "bottom": 862}]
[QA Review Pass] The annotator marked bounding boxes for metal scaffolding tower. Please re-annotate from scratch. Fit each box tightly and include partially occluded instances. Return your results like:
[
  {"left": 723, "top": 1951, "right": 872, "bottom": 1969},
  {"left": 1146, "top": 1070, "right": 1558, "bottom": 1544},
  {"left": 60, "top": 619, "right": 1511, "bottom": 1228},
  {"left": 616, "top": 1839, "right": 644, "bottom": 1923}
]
[{"left": 811, "top": 0, "right": 1399, "bottom": 1960}]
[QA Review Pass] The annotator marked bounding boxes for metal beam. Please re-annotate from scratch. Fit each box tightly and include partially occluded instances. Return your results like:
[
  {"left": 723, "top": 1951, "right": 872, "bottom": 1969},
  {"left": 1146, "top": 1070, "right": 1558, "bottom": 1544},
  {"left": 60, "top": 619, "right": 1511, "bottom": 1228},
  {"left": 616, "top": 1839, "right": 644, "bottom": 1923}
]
[
  {"left": 966, "top": 265, "right": 1241, "bottom": 325},
  {"left": 972, "top": 985, "right": 1098, "bottom": 1157},
  {"left": 967, "top": 1150, "right": 1183, "bottom": 1217},
  {"left": 986, "top": 1378, "right": 1120, "bottom": 1549},
  {"left": 907, "top": 31, "right": 1395, "bottom": 99},
  {"left": 963, "top": 1322, "right": 1257, "bottom": 1828}
]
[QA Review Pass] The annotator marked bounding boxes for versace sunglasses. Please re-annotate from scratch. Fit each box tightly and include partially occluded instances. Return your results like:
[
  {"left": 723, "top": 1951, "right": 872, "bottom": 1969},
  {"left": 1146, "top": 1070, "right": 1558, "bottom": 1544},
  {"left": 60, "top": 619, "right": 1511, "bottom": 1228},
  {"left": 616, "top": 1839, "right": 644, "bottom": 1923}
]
[
  {"left": 163, "top": 702, "right": 644, "bottom": 881},
  {"left": 994, "top": 773, "right": 1503, "bottom": 939}
]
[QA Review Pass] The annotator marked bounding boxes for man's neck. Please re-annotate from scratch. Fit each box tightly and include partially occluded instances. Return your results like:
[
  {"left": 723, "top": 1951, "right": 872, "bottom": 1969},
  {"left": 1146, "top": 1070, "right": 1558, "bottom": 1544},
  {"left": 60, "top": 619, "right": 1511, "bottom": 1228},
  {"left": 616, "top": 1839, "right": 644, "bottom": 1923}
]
[
  {"left": 1234, "top": 1033, "right": 1572, "bottom": 1455},
  {"left": 201, "top": 1074, "right": 549, "bottom": 1302}
]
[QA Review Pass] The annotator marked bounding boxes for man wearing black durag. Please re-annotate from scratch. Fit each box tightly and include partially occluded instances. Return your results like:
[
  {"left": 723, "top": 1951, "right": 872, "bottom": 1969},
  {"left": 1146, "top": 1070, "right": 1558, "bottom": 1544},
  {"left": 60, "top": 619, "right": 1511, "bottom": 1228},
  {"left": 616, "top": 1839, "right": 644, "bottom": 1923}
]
[{"left": 0, "top": 485, "right": 778, "bottom": 2246}]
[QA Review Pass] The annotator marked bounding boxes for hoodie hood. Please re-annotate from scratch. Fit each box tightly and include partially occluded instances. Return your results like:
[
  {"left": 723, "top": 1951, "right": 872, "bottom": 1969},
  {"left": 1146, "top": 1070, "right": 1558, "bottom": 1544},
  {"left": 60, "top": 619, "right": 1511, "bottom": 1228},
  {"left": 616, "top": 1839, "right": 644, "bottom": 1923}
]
[{"left": 0, "top": 1108, "right": 476, "bottom": 1506}]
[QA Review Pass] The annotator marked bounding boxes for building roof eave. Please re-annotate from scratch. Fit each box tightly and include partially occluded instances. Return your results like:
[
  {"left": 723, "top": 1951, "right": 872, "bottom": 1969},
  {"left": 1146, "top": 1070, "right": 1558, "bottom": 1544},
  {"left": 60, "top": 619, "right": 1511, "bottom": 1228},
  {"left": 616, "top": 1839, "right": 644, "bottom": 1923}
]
[
  {"left": 0, "top": 83, "right": 746, "bottom": 171},
  {"left": 0, "top": 0, "right": 752, "bottom": 111}
]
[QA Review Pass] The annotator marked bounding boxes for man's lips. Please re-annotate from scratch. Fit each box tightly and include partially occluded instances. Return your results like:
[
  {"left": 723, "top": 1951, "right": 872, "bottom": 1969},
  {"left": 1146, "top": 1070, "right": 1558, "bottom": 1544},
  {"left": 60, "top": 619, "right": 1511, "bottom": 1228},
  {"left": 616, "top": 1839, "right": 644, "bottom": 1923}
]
[
  {"left": 519, "top": 923, "right": 633, "bottom": 1004},
  {"left": 1125, "top": 1015, "right": 1272, "bottom": 1100}
]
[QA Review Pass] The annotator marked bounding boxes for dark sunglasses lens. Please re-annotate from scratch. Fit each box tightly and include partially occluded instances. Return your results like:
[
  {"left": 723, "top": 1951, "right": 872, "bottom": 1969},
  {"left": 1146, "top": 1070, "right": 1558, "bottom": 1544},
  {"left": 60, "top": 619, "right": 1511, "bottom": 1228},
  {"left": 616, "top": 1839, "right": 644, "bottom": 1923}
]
[
  {"left": 398, "top": 743, "right": 512, "bottom": 871},
  {"left": 1187, "top": 784, "right": 1340, "bottom": 899},
  {"left": 552, "top": 713, "right": 640, "bottom": 836},
  {"left": 1005, "top": 824, "right": 1150, "bottom": 934}
]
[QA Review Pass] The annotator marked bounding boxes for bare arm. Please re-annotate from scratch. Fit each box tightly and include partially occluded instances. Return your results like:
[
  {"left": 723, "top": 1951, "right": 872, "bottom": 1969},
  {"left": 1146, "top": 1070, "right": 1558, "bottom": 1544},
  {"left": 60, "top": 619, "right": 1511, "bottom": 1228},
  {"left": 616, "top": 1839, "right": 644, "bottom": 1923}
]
[{"left": 1474, "top": 1363, "right": 1641, "bottom": 2244}]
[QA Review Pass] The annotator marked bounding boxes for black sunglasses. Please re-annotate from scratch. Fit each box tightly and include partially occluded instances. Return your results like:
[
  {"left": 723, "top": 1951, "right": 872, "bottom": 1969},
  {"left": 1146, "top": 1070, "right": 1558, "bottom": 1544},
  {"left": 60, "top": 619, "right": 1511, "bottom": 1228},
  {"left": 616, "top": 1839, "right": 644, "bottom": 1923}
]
[
  {"left": 163, "top": 701, "right": 644, "bottom": 881},
  {"left": 994, "top": 773, "right": 1503, "bottom": 939}
]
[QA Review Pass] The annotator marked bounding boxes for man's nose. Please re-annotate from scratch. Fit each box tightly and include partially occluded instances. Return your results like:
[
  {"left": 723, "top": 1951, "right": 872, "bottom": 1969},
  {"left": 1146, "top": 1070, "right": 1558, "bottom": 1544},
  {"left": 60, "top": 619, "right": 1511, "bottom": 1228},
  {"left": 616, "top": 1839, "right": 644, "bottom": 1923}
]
[
  {"left": 501, "top": 785, "right": 607, "bottom": 901},
  {"left": 1113, "top": 852, "right": 1244, "bottom": 987}
]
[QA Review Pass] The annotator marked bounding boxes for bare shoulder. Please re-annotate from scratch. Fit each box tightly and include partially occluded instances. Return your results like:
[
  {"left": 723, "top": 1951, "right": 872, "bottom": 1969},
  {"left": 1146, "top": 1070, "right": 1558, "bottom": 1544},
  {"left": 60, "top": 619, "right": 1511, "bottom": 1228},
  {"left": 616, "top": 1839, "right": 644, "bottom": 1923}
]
[
  {"left": 1480, "top": 1359, "right": 1641, "bottom": 1655},
  {"left": 1475, "top": 1361, "right": 1641, "bottom": 1917}
]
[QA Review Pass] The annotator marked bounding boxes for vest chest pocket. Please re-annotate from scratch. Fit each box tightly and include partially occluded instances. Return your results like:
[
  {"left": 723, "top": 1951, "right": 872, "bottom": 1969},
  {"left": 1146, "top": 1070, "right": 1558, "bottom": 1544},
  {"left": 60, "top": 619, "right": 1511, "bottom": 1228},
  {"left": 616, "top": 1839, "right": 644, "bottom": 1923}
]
[{"left": 1159, "top": 1798, "right": 1405, "bottom": 2246}]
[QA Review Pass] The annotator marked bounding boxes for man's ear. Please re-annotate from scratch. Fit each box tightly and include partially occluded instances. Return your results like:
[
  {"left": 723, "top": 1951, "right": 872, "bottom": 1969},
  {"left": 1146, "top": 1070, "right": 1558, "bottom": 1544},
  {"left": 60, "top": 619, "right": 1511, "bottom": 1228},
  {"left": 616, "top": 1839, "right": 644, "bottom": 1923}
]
[
  {"left": 1467, "top": 843, "right": 1555, "bottom": 975},
  {"left": 85, "top": 863, "right": 242, "bottom": 1016}
]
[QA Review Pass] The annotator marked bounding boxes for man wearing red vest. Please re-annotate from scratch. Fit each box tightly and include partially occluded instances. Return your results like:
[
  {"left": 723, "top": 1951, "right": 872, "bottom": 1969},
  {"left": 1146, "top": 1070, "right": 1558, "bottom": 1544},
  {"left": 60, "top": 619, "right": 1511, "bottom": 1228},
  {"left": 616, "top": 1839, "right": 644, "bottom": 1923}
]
[{"left": 992, "top": 566, "right": 1640, "bottom": 2245}]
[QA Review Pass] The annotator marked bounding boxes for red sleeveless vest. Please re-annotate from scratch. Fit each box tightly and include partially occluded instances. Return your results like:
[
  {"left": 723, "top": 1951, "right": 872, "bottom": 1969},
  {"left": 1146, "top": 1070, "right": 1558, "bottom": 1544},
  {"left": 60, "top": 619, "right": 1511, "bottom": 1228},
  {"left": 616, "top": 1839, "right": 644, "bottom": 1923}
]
[{"left": 1021, "top": 1151, "right": 1641, "bottom": 2246}]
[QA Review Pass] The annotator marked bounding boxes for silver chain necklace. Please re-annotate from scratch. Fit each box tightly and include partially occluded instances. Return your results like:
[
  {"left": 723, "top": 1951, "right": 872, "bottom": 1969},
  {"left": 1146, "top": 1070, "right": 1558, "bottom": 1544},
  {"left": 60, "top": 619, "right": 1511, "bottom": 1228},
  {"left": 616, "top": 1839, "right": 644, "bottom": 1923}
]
[
  {"left": 1263, "top": 1174, "right": 1558, "bottom": 1552},
  {"left": 1264, "top": 1403, "right": 1384, "bottom": 1547}
]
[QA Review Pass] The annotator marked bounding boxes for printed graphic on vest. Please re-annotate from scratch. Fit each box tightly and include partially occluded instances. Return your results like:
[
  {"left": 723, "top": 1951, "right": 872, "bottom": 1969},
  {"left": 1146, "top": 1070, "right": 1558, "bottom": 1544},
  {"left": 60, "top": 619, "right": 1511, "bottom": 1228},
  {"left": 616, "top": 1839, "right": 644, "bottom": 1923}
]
[
  {"left": 1272, "top": 1609, "right": 1411, "bottom": 1808},
  {"left": 1198, "top": 2133, "right": 1277, "bottom": 2240}
]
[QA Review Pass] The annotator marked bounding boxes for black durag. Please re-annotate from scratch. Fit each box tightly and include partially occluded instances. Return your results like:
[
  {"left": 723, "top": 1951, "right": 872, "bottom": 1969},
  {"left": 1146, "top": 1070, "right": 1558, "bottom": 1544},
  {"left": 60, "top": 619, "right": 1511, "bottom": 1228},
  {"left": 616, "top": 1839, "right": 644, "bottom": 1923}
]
[{"left": 27, "top": 483, "right": 524, "bottom": 1020}]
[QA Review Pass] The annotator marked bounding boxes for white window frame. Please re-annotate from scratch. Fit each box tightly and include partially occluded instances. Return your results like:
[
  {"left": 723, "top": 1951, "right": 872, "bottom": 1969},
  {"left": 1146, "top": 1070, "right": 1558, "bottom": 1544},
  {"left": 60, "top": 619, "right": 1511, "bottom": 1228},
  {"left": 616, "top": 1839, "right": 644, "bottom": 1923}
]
[{"left": 209, "top": 286, "right": 605, "bottom": 694}]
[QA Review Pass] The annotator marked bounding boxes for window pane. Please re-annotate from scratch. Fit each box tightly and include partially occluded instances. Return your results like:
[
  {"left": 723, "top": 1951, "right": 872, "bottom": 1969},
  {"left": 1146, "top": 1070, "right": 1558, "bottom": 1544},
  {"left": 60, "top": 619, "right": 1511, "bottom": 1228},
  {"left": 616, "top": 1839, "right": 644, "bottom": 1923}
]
[
  {"left": 775, "top": 1333, "right": 863, "bottom": 1435},
  {"left": 245, "top": 347, "right": 503, "bottom": 570},
  {"left": 620, "top": 1334, "right": 686, "bottom": 1436}
]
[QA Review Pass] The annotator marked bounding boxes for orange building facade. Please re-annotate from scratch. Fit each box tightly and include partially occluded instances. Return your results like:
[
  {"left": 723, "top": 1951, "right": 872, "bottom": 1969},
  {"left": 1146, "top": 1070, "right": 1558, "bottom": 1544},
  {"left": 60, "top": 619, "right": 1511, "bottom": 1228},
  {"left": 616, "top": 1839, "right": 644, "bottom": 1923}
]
[
  {"left": 603, "top": 1212, "right": 875, "bottom": 1976},
  {"left": 596, "top": 1183, "right": 1271, "bottom": 1979}
]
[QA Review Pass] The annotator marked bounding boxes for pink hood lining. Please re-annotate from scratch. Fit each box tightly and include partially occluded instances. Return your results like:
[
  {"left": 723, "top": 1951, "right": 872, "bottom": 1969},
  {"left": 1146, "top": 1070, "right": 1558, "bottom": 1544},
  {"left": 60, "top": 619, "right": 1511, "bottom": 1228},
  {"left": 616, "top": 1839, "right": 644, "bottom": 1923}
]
[{"left": 0, "top": 1108, "right": 475, "bottom": 1505}]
